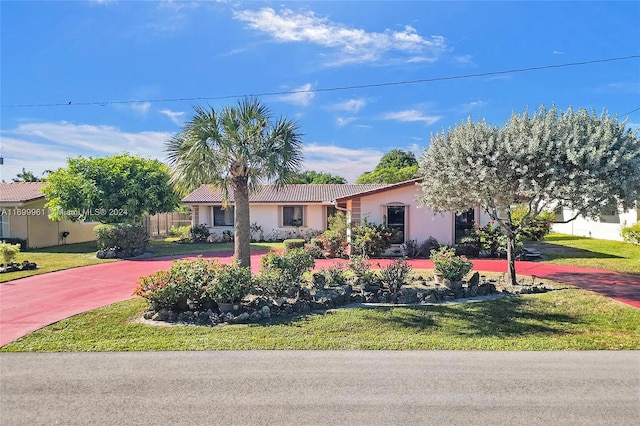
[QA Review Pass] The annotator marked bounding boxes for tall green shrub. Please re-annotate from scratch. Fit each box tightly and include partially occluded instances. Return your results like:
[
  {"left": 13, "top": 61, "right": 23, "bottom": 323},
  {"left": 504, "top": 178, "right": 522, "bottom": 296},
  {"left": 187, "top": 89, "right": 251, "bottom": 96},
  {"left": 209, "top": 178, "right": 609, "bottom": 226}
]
[
  {"left": 621, "top": 222, "right": 640, "bottom": 245},
  {"left": 0, "top": 242, "right": 21, "bottom": 266},
  {"left": 94, "top": 223, "right": 149, "bottom": 257}
]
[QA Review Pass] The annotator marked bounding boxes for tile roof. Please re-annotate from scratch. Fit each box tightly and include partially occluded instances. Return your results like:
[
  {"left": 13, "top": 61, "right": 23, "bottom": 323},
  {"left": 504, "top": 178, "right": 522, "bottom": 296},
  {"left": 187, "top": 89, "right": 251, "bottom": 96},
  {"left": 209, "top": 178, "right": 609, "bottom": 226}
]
[
  {"left": 0, "top": 182, "right": 46, "bottom": 203},
  {"left": 334, "top": 179, "right": 423, "bottom": 201},
  {"left": 182, "top": 183, "right": 389, "bottom": 204}
]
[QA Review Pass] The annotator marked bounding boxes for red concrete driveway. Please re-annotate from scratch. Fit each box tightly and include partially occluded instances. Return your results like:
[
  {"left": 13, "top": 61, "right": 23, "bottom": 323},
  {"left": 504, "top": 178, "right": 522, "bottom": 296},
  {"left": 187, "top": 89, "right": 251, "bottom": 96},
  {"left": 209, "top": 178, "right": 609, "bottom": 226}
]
[{"left": 1, "top": 253, "right": 639, "bottom": 347}]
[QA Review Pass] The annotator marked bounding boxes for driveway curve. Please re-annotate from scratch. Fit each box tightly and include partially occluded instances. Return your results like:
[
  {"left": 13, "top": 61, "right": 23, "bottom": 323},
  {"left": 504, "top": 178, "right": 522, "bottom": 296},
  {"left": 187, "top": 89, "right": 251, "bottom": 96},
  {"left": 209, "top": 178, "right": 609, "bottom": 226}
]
[{"left": 1, "top": 252, "right": 639, "bottom": 347}]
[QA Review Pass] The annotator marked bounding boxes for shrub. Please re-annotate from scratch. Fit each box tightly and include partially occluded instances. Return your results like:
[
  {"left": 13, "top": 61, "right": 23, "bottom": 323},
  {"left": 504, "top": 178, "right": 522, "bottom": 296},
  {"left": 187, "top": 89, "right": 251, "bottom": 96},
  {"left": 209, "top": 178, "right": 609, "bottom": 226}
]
[
  {"left": 134, "top": 258, "right": 217, "bottom": 311},
  {"left": 134, "top": 258, "right": 252, "bottom": 310},
  {"left": 316, "top": 212, "right": 349, "bottom": 258},
  {"left": 94, "top": 223, "right": 149, "bottom": 257},
  {"left": 402, "top": 237, "right": 440, "bottom": 258},
  {"left": 316, "top": 230, "right": 348, "bottom": 258},
  {"left": 347, "top": 254, "right": 378, "bottom": 287},
  {"left": 621, "top": 222, "right": 640, "bottom": 245},
  {"left": 284, "top": 239, "right": 306, "bottom": 251},
  {"left": 351, "top": 220, "right": 393, "bottom": 257},
  {"left": 378, "top": 258, "right": 412, "bottom": 292},
  {"left": 250, "top": 222, "right": 264, "bottom": 242},
  {"left": 512, "top": 208, "right": 555, "bottom": 241},
  {"left": 303, "top": 239, "right": 325, "bottom": 259},
  {"left": 0, "top": 241, "right": 21, "bottom": 266},
  {"left": 430, "top": 246, "right": 473, "bottom": 281},
  {"left": 169, "top": 225, "right": 191, "bottom": 239},
  {"left": 190, "top": 224, "right": 210, "bottom": 242},
  {"left": 204, "top": 261, "right": 252, "bottom": 303},
  {"left": 319, "top": 264, "right": 348, "bottom": 288},
  {"left": 260, "top": 248, "right": 315, "bottom": 282},
  {"left": 253, "top": 271, "right": 292, "bottom": 298}
]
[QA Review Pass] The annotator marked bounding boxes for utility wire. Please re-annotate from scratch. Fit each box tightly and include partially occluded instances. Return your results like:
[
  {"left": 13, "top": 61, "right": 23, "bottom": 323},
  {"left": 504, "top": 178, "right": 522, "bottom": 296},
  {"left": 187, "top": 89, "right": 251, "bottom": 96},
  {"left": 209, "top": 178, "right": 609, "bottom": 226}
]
[
  {"left": 2, "top": 54, "right": 639, "bottom": 108},
  {"left": 620, "top": 106, "right": 640, "bottom": 116}
]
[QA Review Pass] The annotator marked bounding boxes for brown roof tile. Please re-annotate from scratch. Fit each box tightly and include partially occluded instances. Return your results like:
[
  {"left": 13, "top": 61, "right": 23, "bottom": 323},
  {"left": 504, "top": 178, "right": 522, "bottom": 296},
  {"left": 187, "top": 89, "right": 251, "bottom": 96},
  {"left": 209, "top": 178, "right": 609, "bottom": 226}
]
[
  {"left": 0, "top": 182, "right": 46, "bottom": 203},
  {"left": 182, "top": 184, "right": 388, "bottom": 204}
]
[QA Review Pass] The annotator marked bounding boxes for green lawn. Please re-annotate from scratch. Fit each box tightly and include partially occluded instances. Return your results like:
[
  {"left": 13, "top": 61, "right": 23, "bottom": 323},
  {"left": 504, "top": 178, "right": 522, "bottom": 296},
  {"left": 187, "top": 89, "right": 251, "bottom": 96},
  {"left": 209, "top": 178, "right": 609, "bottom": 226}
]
[
  {"left": 0, "top": 240, "right": 284, "bottom": 283},
  {"left": 0, "top": 241, "right": 115, "bottom": 283},
  {"left": 2, "top": 286, "right": 638, "bottom": 352},
  {"left": 540, "top": 233, "right": 640, "bottom": 274}
]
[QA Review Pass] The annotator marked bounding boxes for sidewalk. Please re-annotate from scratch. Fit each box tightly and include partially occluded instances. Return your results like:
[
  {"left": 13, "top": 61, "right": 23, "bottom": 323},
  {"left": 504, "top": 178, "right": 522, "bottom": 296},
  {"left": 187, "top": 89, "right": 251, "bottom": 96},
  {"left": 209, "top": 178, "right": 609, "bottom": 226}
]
[{"left": 1, "top": 253, "right": 639, "bottom": 347}]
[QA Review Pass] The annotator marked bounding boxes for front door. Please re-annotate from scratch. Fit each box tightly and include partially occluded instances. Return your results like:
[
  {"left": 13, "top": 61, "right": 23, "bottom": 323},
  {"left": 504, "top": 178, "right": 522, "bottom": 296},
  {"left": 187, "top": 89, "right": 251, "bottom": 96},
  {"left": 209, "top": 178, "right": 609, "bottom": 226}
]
[
  {"left": 387, "top": 205, "right": 405, "bottom": 244},
  {"left": 455, "top": 209, "right": 475, "bottom": 243}
]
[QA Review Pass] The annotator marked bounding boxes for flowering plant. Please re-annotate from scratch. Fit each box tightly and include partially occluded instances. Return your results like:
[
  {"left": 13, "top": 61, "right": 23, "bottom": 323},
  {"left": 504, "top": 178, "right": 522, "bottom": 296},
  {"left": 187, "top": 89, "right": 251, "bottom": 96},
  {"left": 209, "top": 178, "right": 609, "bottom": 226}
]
[{"left": 430, "top": 246, "right": 473, "bottom": 281}]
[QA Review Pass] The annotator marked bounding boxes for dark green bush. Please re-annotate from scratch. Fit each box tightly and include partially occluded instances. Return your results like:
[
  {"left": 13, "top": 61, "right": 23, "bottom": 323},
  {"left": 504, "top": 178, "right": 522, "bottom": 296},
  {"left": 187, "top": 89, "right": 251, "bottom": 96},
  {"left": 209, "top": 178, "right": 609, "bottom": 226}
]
[
  {"left": 351, "top": 220, "right": 394, "bottom": 257},
  {"left": 134, "top": 258, "right": 217, "bottom": 311},
  {"left": 378, "top": 258, "right": 412, "bottom": 292},
  {"left": 94, "top": 223, "right": 149, "bottom": 253},
  {"left": 190, "top": 224, "right": 210, "bottom": 242},
  {"left": 134, "top": 258, "right": 251, "bottom": 310},
  {"left": 283, "top": 239, "right": 306, "bottom": 251}
]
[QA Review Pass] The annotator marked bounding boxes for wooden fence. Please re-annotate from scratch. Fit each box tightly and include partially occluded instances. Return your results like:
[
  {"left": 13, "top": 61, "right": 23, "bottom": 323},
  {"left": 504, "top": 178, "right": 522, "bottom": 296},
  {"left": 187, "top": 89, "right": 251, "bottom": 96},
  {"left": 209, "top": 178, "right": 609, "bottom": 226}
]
[{"left": 144, "top": 212, "right": 192, "bottom": 237}]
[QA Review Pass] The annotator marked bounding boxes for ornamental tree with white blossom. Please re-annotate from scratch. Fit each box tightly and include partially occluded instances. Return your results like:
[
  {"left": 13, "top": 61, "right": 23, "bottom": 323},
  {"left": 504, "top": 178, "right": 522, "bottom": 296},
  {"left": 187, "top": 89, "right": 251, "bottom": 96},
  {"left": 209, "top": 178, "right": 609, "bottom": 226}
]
[{"left": 418, "top": 105, "right": 640, "bottom": 285}]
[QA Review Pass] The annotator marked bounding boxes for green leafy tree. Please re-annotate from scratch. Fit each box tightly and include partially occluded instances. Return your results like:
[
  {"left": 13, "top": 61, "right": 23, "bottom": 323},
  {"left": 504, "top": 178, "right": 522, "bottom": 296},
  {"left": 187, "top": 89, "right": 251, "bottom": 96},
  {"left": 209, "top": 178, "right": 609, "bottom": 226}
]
[
  {"left": 289, "top": 170, "right": 347, "bottom": 184},
  {"left": 166, "top": 98, "right": 303, "bottom": 268},
  {"left": 355, "top": 149, "right": 419, "bottom": 183},
  {"left": 13, "top": 168, "right": 42, "bottom": 182},
  {"left": 355, "top": 165, "right": 419, "bottom": 184},
  {"left": 418, "top": 105, "right": 640, "bottom": 285},
  {"left": 43, "top": 154, "right": 179, "bottom": 224},
  {"left": 377, "top": 149, "right": 418, "bottom": 169}
]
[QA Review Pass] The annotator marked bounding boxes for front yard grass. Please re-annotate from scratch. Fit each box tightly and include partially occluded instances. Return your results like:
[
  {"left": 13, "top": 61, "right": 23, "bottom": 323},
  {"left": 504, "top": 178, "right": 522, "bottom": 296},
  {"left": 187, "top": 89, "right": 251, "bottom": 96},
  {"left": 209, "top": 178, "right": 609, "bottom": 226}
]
[
  {"left": 0, "top": 241, "right": 115, "bottom": 283},
  {"left": 3, "top": 284, "right": 638, "bottom": 352},
  {"left": 540, "top": 233, "right": 640, "bottom": 274}
]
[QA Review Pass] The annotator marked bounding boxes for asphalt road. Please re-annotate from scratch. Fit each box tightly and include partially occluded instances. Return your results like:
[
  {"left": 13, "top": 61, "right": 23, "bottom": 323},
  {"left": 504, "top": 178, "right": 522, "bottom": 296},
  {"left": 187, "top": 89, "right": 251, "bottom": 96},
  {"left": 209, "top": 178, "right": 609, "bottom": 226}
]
[{"left": 1, "top": 351, "right": 639, "bottom": 425}]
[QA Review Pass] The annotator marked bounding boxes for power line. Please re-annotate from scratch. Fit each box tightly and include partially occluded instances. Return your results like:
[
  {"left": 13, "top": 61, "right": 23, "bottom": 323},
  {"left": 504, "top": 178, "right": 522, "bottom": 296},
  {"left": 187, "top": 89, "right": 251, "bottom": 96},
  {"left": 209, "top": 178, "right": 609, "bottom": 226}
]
[
  {"left": 2, "top": 54, "right": 639, "bottom": 108},
  {"left": 621, "top": 106, "right": 640, "bottom": 116}
]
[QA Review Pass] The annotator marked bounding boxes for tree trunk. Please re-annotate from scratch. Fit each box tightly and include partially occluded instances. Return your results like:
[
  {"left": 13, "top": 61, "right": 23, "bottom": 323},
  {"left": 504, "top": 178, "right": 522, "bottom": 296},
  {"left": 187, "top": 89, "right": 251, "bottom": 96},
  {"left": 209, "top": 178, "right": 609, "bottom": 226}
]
[
  {"left": 232, "top": 177, "right": 251, "bottom": 269},
  {"left": 506, "top": 233, "right": 518, "bottom": 285}
]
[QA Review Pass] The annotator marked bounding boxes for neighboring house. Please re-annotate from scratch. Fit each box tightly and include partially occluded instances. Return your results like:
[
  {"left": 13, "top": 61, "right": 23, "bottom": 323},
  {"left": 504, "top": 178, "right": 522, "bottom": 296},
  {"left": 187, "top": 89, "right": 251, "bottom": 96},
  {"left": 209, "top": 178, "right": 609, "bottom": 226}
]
[
  {"left": 552, "top": 207, "right": 640, "bottom": 241},
  {"left": 182, "top": 179, "right": 478, "bottom": 246},
  {"left": 0, "top": 182, "right": 97, "bottom": 248}
]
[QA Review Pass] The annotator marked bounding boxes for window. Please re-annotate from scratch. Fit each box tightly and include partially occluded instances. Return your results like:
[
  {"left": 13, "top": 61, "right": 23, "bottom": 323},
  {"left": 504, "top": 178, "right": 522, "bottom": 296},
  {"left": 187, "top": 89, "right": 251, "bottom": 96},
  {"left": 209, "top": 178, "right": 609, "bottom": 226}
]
[
  {"left": 386, "top": 205, "right": 406, "bottom": 244},
  {"left": 0, "top": 214, "right": 8, "bottom": 238},
  {"left": 455, "top": 209, "right": 475, "bottom": 243},
  {"left": 213, "top": 206, "right": 234, "bottom": 226},
  {"left": 282, "top": 206, "right": 305, "bottom": 227}
]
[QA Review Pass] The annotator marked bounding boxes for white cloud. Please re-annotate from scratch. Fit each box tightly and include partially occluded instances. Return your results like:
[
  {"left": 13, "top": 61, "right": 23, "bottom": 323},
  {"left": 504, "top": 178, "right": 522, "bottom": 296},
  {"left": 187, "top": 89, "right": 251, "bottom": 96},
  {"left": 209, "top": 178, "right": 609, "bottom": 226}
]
[
  {"left": 131, "top": 102, "right": 152, "bottom": 115},
  {"left": 0, "top": 122, "right": 172, "bottom": 181},
  {"left": 381, "top": 109, "right": 441, "bottom": 125},
  {"left": 303, "top": 144, "right": 383, "bottom": 183},
  {"left": 276, "top": 83, "right": 315, "bottom": 106},
  {"left": 460, "top": 99, "right": 486, "bottom": 113},
  {"left": 331, "top": 98, "right": 367, "bottom": 113},
  {"left": 336, "top": 117, "right": 357, "bottom": 127},
  {"left": 234, "top": 8, "right": 447, "bottom": 66},
  {"left": 159, "top": 109, "right": 186, "bottom": 125},
  {"left": 452, "top": 54, "right": 473, "bottom": 65}
]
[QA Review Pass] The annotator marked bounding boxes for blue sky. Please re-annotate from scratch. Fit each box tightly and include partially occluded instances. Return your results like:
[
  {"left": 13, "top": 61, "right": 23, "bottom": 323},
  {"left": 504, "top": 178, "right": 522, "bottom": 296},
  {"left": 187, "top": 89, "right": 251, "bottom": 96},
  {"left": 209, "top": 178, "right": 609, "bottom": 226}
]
[{"left": 1, "top": 1, "right": 639, "bottom": 183}]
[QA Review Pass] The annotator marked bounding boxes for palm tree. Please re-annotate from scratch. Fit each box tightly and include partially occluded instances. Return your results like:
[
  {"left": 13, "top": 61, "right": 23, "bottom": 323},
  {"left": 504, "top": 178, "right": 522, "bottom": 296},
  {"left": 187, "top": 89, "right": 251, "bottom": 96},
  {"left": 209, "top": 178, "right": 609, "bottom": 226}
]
[{"left": 166, "top": 98, "right": 303, "bottom": 268}]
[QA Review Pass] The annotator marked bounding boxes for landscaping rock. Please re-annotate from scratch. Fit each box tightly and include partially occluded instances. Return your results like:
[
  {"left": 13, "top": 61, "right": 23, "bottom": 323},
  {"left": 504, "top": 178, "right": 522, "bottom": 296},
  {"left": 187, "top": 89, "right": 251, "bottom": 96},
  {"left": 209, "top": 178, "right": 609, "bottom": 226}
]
[
  {"left": 231, "top": 312, "right": 250, "bottom": 324},
  {"left": 260, "top": 306, "right": 271, "bottom": 319}
]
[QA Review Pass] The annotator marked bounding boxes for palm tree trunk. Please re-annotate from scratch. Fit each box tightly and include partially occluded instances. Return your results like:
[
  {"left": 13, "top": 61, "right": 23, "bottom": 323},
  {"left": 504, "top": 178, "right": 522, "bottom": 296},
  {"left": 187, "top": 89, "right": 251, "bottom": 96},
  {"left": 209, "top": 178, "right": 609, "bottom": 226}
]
[{"left": 233, "top": 176, "right": 252, "bottom": 268}]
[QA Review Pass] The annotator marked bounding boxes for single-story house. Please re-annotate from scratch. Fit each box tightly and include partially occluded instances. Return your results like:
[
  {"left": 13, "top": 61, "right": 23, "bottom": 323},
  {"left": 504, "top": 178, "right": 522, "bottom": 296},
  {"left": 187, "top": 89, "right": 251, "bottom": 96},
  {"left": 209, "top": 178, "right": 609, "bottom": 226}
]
[
  {"left": 552, "top": 207, "right": 639, "bottom": 241},
  {"left": 182, "top": 179, "right": 486, "bottom": 246},
  {"left": 0, "top": 182, "right": 97, "bottom": 248}
]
